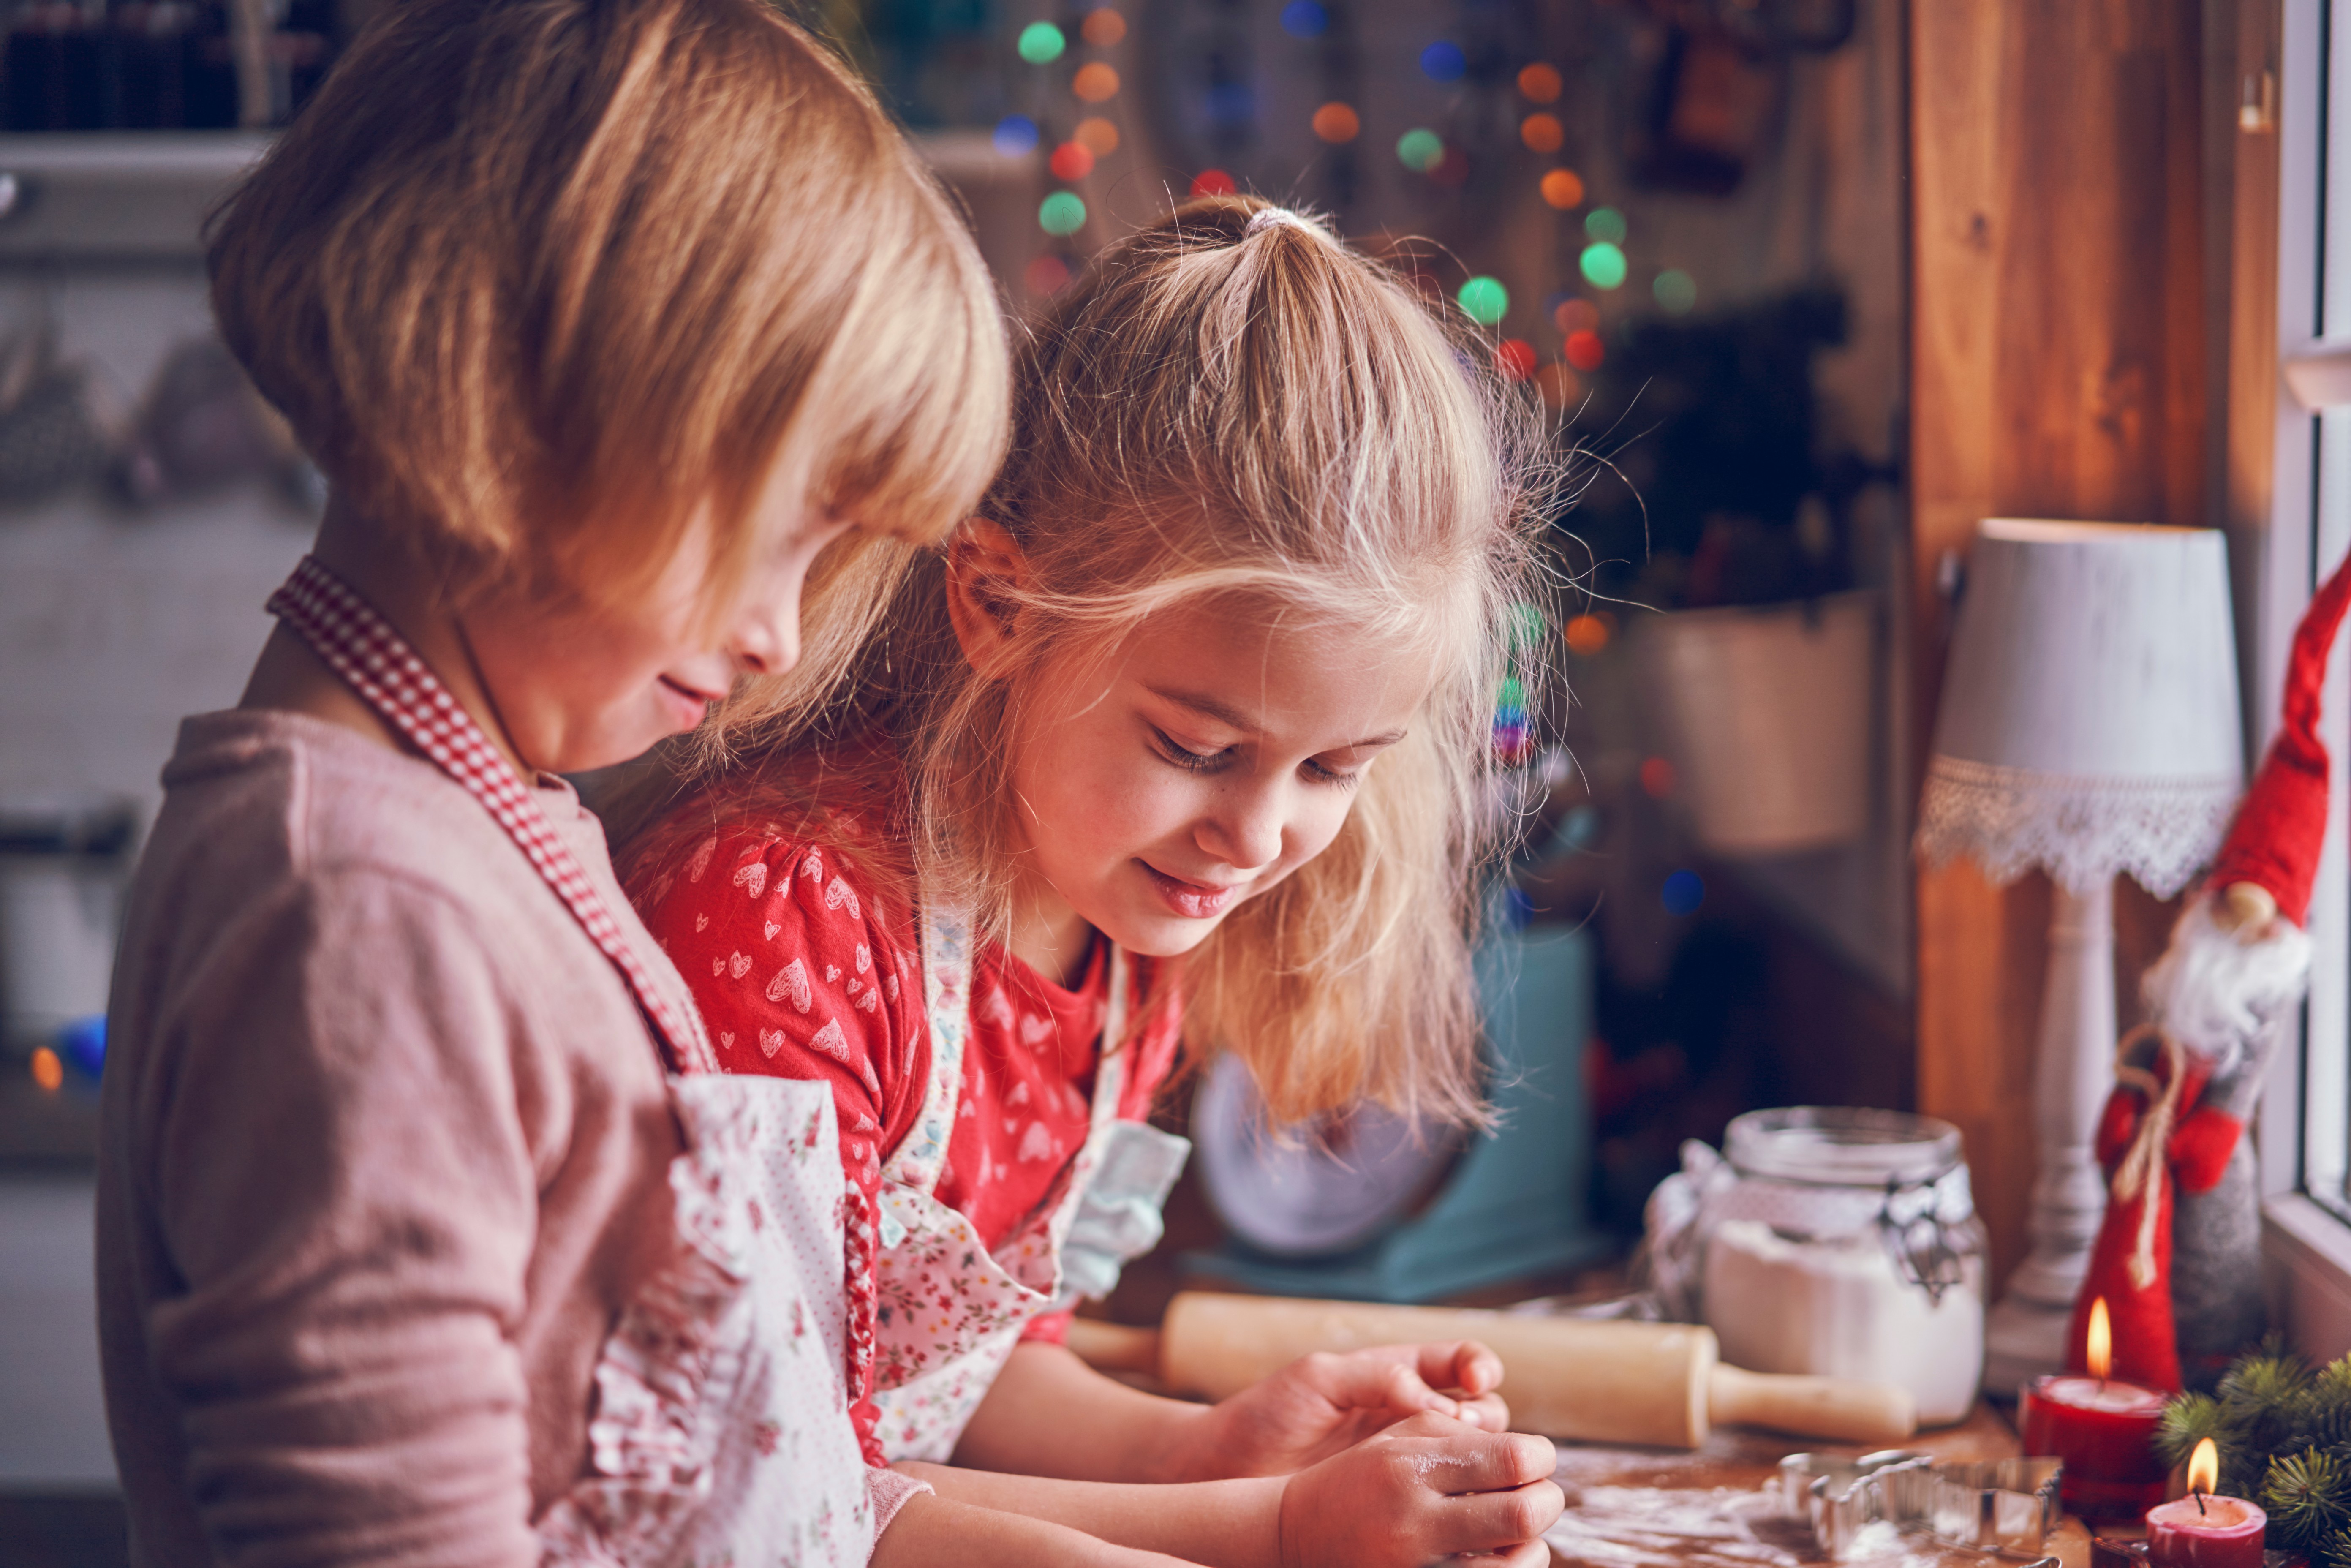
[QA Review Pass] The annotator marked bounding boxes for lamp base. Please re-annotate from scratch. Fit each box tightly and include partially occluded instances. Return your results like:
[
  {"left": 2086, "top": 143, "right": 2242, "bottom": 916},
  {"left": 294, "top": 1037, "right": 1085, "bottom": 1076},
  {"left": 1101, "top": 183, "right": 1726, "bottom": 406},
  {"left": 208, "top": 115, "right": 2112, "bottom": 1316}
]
[{"left": 1983, "top": 1288, "right": 2072, "bottom": 1393}]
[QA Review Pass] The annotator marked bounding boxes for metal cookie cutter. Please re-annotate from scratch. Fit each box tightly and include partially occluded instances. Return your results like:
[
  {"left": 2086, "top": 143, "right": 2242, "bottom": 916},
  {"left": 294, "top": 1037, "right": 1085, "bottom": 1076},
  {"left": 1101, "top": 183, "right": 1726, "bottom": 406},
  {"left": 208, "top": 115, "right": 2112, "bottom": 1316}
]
[
  {"left": 1928, "top": 1457, "right": 2063, "bottom": 1561},
  {"left": 1774, "top": 1451, "right": 1935, "bottom": 1557}
]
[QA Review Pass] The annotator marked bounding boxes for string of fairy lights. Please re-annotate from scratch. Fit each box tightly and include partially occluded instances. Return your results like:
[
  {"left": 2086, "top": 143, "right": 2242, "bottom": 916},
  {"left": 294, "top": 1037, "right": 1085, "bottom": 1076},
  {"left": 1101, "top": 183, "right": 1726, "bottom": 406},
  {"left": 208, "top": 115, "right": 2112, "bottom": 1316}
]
[{"left": 993, "top": 5, "right": 1702, "bottom": 414}]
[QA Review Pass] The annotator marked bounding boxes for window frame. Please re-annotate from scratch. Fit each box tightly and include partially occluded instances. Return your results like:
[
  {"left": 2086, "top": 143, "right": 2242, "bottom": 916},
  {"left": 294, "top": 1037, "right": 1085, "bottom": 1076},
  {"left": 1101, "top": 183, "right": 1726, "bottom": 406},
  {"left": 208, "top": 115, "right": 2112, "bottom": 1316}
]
[{"left": 2260, "top": 0, "right": 2351, "bottom": 1360}]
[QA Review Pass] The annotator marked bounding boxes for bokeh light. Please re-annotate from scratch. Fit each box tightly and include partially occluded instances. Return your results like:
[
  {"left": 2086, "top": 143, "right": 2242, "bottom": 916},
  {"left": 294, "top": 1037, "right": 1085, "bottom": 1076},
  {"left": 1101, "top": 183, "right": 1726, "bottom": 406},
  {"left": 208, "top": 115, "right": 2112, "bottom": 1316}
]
[
  {"left": 1640, "top": 756, "right": 1678, "bottom": 798},
  {"left": 993, "top": 115, "right": 1040, "bottom": 156},
  {"left": 1564, "top": 613, "right": 1612, "bottom": 656},
  {"left": 1024, "top": 253, "right": 1072, "bottom": 295},
  {"left": 1564, "top": 328, "right": 1604, "bottom": 371},
  {"left": 1581, "top": 241, "right": 1627, "bottom": 289},
  {"left": 1654, "top": 269, "right": 1698, "bottom": 314},
  {"left": 1520, "top": 113, "right": 1564, "bottom": 153},
  {"left": 1457, "top": 275, "right": 1508, "bottom": 326},
  {"left": 1495, "top": 339, "right": 1537, "bottom": 381},
  {"left": 1049, "top": 142, "right": 1095, "bottom": 181},
  {"left": 1429, "top": 147, "right": 1470, "bottom": 188},
  {"left": 1189, "top": 167, "right": 1237, "bottom": 197},
  {"left": 1279, "top": 0, "right": 1328, "bottom": 38},
  {"left": 1584, "top": 206, "right": 1627, "bottom": 243},
  {"left": 1396, "top": 128, "right": 1444, "bottom": 172},
  {"left": 1075, "top": 117, "right": 1120, "bottom": 156},
  {"left": 1039, "top": 191, "right": 1088, "bottom": 235},
  {"left": 1540, "top": 168, "right": 1584, "bottom": 209},
  {"left": 1017, "top": 21, "right": 1066, "bottom": 63},
  {"left": 1311, "top": 102, "right": 1360, "bottom": 143},
  {"left": 1662, "top": 869, "right": 1706, "bottom": 915},
  {"left": 1072, "top": 61, "right": 1120, "bottom": 101},
  {"left": 1518, "top": 62, "right": 1563, "bottom": 103},
  {"left": 1080, "top": 7, "right": 1126, "bottom": 46},
  {"left": 1554, "top": 297, "right": 1599, "bottom": 335},
  {"left": 1420, "top": 41, "right": 1465, "bottom": 82},
  {"left": 30, "top": 1045, "right": 61, "bottom": 1092},
  {"left": 1533, "top": 361, "right": 1581, "bottom": 410}
]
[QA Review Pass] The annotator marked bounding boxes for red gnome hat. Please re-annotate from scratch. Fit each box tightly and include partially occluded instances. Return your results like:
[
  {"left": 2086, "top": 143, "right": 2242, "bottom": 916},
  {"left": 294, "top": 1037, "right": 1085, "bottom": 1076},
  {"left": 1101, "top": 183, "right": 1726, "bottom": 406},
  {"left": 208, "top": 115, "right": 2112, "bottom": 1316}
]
[{"left": 2209, "top": 552, "right": 2351, "bottom": 925}]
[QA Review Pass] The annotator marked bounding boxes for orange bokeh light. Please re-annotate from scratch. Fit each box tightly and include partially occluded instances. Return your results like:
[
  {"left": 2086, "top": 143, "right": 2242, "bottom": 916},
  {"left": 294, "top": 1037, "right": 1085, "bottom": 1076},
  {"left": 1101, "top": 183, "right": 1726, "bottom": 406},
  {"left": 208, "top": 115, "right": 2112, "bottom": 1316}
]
[
  {"left": 1565, "top": 613, "right": 1611, "bottom": 656},
  {"left": 1554, "top": 297, "right": 1600, "bottom": 335},
  {"left": 1312, "top": 102, "right": 1360, "bottom": 143},
  {"left": 1072, "top": 61, "right": 1120, "bottom": 101},
  {"left": 1494, "top": 339, "right": 1537, "bottom": 382},
  {"left": 1533, "top": 361, "right": 1581, "bottom": 410},
  {"left": 1024, "top": 254, "right": 1072, "bottom": 296},
  {"left": 1518, "top": 63, "right": 1563, "bottom": 103},
  {"left": 1080, "top": 7, "right": 1126, "bottom": 46},
  {"left": 1521, "top": 113, "right": 1564, "bottom": 153},
  {"left": 1565, "top": 329, "right": 1605, "bottom": 372},
  {"left": 1189, "top": 168, "right": 1236, "bottom": 198},
  {"left": 1541, "top": 168, "right": 1585, "bottom": 210},
  {"left": 1049, "top": 142, "right": 1095, "bottom": 181},
  {"left": 1075, "top": 117, "right": 1120, "bottom": 156},
  {"left": 30, "top": 1045, "right": 62, "bottom": 1092}
]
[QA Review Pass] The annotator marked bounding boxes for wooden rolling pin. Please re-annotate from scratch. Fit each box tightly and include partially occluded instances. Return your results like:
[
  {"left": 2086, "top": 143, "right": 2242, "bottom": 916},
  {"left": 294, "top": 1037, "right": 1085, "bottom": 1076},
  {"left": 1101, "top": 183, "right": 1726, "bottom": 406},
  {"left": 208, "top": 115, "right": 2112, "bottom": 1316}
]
[{"left": 1065, "top": 1292, "right": 1917, "bottom": 1448}]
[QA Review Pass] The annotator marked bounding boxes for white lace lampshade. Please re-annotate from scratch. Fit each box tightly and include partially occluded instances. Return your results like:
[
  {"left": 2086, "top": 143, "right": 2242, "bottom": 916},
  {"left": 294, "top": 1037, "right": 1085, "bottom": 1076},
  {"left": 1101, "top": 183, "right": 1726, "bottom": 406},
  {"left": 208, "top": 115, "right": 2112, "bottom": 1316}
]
[{"left": 1916, "top": 518, "right": 2242, "bottom": 1392}]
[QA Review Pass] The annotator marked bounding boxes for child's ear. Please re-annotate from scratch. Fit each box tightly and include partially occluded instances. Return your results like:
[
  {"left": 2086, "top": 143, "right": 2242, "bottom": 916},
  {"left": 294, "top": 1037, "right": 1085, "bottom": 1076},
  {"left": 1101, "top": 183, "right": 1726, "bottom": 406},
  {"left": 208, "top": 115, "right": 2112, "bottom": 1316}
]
[{"left": 944, "top": 517, "right": 1029, "bottom": 675}]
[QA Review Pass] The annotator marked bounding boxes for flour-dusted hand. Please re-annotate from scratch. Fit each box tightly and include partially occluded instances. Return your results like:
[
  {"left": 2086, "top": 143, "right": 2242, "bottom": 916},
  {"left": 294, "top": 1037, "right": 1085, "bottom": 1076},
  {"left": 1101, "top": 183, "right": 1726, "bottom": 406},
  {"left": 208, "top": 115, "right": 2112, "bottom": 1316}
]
[
  {"left": 1167, "top": 1341, "right": 1511, "bottom": 1480},
  {"left": 1274, "top": 1410, "right": 1562, "bottom": 1568}
]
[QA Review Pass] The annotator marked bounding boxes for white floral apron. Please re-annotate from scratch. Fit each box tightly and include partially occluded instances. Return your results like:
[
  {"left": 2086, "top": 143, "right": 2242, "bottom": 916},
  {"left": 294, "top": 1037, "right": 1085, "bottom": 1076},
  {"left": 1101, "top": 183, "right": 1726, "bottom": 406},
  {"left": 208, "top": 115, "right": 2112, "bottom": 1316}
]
[
  {"left": 267, "top": 556, "right": 875, "bottom": 1568},
  {"left": 867, "top": 906, "right": 1192, "bottom": 1462}
]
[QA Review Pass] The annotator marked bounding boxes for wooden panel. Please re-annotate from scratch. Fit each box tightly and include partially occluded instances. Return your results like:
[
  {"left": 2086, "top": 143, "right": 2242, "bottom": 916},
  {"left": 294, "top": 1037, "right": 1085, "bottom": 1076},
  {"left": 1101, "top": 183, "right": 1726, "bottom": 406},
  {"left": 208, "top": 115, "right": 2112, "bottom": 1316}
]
[{"left": 1909, "top": 0, "right": 2213, "bottom": 1287}]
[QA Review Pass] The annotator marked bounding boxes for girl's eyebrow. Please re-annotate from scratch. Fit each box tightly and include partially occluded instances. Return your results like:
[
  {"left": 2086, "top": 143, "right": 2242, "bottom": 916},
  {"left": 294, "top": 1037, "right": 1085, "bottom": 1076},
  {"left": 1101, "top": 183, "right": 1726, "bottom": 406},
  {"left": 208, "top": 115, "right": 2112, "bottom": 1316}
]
[{"left": 1143, "top": 685, "right": 1406, "bottom": 751}]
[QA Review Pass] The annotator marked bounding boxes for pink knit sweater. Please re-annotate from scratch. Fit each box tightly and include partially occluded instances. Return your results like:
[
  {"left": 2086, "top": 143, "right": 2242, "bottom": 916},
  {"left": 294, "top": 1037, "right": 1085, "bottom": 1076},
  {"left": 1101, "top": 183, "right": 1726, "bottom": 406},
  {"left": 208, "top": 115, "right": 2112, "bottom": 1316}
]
[{"left": 96, "top": 709, "right": 694, "bottom": 1568}]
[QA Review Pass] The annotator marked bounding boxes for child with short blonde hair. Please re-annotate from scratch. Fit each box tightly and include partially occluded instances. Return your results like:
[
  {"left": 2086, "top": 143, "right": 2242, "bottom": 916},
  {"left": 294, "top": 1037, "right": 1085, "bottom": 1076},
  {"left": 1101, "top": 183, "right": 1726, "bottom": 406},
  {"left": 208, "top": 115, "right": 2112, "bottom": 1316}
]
[
  {"left": 620, "top": 196, "right": 1565, "bottom": 1568},
  {"left": 88, "top": 1, "right": 1121, "bottom": 1564}
]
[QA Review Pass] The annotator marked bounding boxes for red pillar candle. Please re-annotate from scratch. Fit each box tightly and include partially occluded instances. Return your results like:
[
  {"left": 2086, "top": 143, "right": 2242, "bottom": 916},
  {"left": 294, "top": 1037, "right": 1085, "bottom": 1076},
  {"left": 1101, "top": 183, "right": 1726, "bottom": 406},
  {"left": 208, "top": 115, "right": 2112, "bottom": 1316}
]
[
  {"left": 2016, "top": 1300, "right": 2167, "bottom": 1519},
  {"left": 2147, "top": 1445, "right": 2265, "bottom": 1568}
]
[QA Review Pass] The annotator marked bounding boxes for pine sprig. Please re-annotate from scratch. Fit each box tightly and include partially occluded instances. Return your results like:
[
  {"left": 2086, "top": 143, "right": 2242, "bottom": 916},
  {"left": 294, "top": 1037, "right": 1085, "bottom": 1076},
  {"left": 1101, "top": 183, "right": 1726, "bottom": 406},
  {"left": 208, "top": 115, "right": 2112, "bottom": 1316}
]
[
  {"left": 2321, "top": 1524, "right": 2351, "bottom": 1568},
  {"left": 2263, "top": 1449, "right": 2351, "bottom": 1552},
  {"left": 2158, "top": 1394, "right": 2246, "bottom": 1474}
]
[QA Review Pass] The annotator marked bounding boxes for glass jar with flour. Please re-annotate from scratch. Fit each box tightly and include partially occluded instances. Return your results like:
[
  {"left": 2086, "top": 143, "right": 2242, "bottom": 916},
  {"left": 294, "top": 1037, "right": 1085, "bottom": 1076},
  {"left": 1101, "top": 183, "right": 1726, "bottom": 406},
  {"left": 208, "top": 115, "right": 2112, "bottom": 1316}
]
[{"left": 1642, "top": 1107, "right": 1986, "bottom": 1426}]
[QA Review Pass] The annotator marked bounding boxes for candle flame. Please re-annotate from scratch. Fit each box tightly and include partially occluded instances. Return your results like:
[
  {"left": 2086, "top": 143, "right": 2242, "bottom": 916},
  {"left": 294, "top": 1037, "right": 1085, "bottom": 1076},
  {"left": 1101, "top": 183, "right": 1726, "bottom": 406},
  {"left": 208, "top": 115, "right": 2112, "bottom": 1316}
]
[
  {"left": 2087, "top": 1297, "right": 2112, "bottom": 1380},
  {"left": 2188, "top": 1438, "right": 2220, "bottom": 1497}
]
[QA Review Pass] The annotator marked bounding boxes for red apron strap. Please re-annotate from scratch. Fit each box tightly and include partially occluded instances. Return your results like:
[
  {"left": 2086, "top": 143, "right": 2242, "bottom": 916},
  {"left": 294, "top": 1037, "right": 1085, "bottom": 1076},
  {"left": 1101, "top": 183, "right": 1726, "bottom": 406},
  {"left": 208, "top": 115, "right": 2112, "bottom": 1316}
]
[{"left": 265, "top": 555, "right": 717, "bottom": 1075}]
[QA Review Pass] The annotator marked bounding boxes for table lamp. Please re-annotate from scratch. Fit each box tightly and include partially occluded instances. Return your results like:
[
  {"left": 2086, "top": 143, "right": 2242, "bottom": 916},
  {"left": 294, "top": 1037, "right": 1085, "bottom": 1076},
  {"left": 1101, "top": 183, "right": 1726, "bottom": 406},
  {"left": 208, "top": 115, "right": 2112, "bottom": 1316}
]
[{"left": 1915, "top": 519, "right": 2243, "bottom": 1392}]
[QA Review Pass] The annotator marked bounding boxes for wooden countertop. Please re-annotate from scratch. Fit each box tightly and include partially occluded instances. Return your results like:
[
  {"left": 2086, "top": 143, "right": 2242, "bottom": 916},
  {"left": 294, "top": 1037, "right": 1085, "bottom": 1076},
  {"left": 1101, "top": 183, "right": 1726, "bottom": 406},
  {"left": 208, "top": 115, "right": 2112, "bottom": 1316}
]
[{"left": 1545, "top": 1404, "right": 2092, "bottom": 1568}]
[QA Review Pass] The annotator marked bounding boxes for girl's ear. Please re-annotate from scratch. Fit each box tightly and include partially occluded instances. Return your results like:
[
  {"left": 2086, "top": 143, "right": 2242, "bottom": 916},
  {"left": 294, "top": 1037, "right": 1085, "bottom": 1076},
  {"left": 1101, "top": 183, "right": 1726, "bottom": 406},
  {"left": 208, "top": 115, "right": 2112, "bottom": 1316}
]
[{"left": 944, "top": 517, "right": 1029, "bottom": 675}]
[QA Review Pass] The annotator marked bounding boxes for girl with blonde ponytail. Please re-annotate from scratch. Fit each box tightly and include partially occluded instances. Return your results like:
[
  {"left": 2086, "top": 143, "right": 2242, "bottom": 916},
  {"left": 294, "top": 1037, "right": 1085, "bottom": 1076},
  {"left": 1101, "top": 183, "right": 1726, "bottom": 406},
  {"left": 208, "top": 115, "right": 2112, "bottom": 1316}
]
[{"left": 621, "top": 195, "right": 1563, "bottom": 1568}]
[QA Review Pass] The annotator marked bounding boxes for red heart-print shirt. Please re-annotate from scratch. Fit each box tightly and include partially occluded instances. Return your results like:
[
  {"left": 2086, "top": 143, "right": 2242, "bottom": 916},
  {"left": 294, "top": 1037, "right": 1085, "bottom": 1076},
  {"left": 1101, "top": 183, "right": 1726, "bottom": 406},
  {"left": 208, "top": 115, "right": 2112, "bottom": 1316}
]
[{"left": 629, "top": 809, "right": 1182, "bottom": 1467}]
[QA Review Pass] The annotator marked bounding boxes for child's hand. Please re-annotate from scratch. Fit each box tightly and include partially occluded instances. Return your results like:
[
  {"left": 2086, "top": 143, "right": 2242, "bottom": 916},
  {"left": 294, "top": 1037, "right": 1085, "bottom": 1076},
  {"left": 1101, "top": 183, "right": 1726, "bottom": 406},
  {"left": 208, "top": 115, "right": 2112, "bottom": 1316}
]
[
  {"left": 1171, "top": 1341, "right": 1511, "bottom": 1480},
  {"left": 1274, "top": 1410, "right": 1562, "bottom": 1568}
]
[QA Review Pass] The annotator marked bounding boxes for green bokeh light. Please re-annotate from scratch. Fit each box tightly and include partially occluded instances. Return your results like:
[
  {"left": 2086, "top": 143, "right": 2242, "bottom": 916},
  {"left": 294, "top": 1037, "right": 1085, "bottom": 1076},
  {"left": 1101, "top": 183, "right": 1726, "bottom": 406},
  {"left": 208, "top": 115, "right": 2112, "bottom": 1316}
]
[
  {"left": 1457, "top": 275, "right": 1508, "bottom": 326},
  {"left": 1654, "top": 269, "right": 1697, "bottom": 314},
  {"left": 1039, "top": 191, "right": 1088, "bottom": 235},
  {"left": 1584, "top": 206, "right": 1627, "bottom": 244},
  {"left": 1017, "top": 21, "right": 1067, "bottom": 63},
  {"left": 1580, "top": 242, "right": 1627, "bottom": 290},
  {"left": 1396, "top": 128, "right": 1444, "bottom": 172}
]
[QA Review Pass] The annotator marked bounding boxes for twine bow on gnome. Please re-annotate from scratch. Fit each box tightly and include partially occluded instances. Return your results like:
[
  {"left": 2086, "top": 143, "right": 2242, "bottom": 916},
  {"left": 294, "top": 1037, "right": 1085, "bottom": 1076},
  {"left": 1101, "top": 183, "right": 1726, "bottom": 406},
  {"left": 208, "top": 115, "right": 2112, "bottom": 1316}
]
[{"left": 2067, "top": 555, "right": 2351, "bottom": 1391}]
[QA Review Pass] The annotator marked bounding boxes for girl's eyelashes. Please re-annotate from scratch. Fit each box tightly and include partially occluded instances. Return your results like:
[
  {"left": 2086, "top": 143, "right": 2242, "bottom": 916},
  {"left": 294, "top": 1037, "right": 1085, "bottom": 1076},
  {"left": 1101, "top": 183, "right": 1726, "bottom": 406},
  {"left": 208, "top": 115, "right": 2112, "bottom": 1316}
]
[
  {"left": 1302, "top": 757, "right": 1363, "bottom": 788},
  {"left": 1151, "top": 727, "right": 1231, "bottom": 772}
]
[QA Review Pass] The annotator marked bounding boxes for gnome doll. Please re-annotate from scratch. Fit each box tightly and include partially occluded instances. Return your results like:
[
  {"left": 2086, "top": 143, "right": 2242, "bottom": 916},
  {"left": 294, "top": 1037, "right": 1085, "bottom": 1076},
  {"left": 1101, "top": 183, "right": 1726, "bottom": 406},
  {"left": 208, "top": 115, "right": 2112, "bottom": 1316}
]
[{"left": 2064, "top": 556, "right": 2351, "bottom": 1391}]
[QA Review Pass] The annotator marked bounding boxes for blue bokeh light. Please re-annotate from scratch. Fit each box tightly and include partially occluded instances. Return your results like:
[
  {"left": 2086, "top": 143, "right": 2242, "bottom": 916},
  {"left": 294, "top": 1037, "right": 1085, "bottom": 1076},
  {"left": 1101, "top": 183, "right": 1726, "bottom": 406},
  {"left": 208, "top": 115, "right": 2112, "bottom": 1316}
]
[
  {"left": 1661, "top": 869, "right": 1705, "bottom": 916},
  {"left": 992, "top": 115, "right": 1040, "bottom": 157},
  {"left": 1420, "top": 40, "right": 1466, "bottom": 82},
  {"left": 1280, "top": 0, "right": 1328, "bottom": 38}
]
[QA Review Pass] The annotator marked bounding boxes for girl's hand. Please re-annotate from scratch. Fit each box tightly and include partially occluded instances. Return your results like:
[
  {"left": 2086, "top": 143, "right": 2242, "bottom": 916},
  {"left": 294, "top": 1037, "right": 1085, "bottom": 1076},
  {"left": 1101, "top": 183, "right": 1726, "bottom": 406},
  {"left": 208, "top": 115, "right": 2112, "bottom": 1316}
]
[
  {"left": 1274, "top": 1410, "right": 1563, "bottom": 1568},
  {"left": 1169, "top": 1342, "right": 1511, "bottom": 1481}
]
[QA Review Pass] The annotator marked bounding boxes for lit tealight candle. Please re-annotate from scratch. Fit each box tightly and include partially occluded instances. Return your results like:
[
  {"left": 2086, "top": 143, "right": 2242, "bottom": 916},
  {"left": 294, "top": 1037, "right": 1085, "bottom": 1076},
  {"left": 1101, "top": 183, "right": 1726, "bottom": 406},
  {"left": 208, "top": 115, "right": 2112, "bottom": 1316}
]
[
  {"left": 2146, "top": 1440, "right": 2266, "bottom": 1568},
  {"left": 2018, "top": 1298, "right": 2170, "bottom": 1520}
]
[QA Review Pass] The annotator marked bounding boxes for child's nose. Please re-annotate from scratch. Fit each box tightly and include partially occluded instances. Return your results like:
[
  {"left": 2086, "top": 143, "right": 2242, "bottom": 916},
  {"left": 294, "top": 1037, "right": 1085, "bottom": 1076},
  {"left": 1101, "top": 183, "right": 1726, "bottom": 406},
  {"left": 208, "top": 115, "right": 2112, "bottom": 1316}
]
[
  {"left": 1200, "top": 790, "right": 1284, "bottom": 872},
  {"left": 728, "top": 599, "right": 802, "bottom": 677}
]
